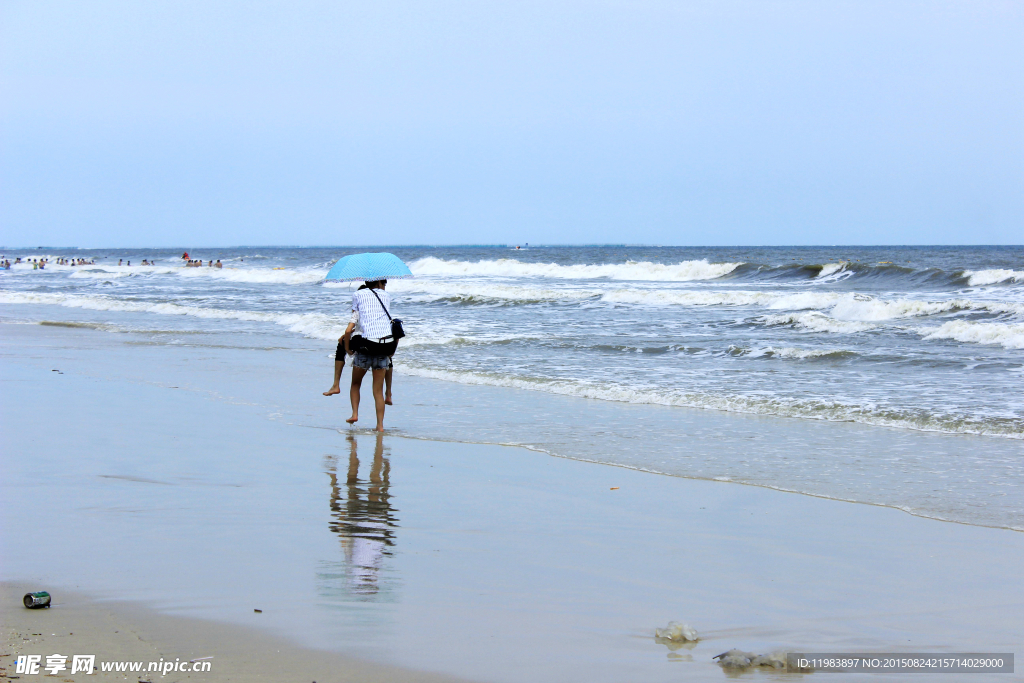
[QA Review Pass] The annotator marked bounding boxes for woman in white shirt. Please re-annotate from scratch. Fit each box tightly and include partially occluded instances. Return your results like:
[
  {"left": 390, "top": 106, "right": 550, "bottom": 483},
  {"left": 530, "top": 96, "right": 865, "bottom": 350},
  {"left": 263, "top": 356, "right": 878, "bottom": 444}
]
[
  {"left": 322, "top": 305, "right": 394, "bottom": 402},
  {"left": 322, "top": 280, "right": 397, "bottom": 431}
]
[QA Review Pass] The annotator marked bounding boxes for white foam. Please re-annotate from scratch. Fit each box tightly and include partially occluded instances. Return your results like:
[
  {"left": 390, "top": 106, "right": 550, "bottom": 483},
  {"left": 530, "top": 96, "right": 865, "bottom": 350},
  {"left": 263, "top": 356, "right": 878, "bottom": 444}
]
[
  {"left": 408, "top": 257, "right": 743, "bottom": 281},
  {"left": 389, "top": 280, "right": 601, "bottom": 303},
  {"left": 397, "top": 363, "right": 1023, "bottom": 438},
  {"left": 17, "top": 262, "right": 329, "bottom": 285},
  {"left": 816, "top": 262, "right": 848, "bottom": 279},
  {"left": 829, "top": 296, "right": 972, "bottom": 321},
  {"left": 176, "top": 266, "right": 326, "bottom": 285},
  {"left": 759, "top": 312, "right": 877, "bottom": 334},
  {"left": 731, "top": 345, "right": 855, "bottom": 360},
  {"left": 963, "top": 269, "right": 1024, "bottom": 286},
  {"left": 0, "top": 290, "right": 551, "bottom": 349},
  {"left": 395, "top": 283, "right": 1024, "bottom": 322},
  {"left": 920, "top": 320, "right": 1024, "bottom": 350},
  {"left": 68, "top": 267, "right": 157, "bottom": 279},
  {"left": 0, "top": 291, "right": 346, "bottom": 341}
]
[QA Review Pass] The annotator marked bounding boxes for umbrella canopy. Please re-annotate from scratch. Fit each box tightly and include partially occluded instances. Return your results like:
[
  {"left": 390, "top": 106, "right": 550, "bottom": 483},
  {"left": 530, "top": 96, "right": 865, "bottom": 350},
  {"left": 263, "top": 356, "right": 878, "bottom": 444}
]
[{"left": 324, "top": 252, "right": 414, "bottom": 281}]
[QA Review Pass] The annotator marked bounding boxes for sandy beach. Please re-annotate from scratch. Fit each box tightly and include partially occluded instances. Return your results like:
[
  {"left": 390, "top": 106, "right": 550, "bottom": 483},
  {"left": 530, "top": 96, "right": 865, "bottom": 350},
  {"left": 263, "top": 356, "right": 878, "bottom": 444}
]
[
  {"left": 2, "top": 320, "right": 1022, "bottom": 682},
  {"left": 1, "top": 582, "right": 469, "bottom": 683}
]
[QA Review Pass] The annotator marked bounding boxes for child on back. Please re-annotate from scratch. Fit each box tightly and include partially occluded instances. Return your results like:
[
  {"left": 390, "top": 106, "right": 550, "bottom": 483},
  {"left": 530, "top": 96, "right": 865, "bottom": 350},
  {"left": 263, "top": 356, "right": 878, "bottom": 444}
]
[{"left": 322, "top": 286, "right": 393, "bottom": 404}]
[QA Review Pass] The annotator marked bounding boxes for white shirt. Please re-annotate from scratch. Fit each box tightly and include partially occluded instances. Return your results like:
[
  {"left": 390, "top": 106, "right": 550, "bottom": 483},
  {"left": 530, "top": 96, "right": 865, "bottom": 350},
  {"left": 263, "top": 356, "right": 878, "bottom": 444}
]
[{"left": 352, "top": 288, "right": 394, "bottom": 341}]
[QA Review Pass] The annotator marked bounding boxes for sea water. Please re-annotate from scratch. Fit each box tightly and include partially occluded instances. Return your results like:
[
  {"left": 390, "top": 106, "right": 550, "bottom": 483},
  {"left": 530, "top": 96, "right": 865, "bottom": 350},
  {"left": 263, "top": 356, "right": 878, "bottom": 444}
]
[{"left": 2, "top": 245, "right": 1022, "bottom": 528}]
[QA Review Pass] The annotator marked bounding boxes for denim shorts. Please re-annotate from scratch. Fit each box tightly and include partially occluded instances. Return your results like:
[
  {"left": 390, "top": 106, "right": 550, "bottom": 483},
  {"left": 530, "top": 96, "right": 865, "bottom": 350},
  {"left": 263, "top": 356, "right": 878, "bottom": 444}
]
[{"left": 353, "top": 351, "right": 393, "bottom": 370}]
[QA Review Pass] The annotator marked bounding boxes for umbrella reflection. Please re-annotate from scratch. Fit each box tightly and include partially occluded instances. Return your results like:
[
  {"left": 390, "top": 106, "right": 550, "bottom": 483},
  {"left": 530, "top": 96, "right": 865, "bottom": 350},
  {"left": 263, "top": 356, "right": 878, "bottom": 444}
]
[{"left": 325, "top": 433, "right": 398, "bottom": 595}]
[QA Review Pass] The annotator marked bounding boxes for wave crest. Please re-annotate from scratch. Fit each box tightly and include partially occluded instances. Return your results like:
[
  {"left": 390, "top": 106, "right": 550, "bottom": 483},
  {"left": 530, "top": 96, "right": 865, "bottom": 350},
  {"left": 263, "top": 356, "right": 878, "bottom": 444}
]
[
  {"left": 919, "top": 320, "right": 1024, "bottom": 349},
  {"left": 408, "top": 257, "right": 742, "bottom": 281},
  {"left": 962, "top": 269, "right": 1024, "bottom": 287}
]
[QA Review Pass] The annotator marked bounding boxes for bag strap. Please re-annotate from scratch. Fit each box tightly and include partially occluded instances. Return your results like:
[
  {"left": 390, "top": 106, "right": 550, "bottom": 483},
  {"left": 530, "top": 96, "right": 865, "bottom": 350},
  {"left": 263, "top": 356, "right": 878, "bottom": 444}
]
[{"left": 367, "top": 287, "right": 393, "bottom": 321}]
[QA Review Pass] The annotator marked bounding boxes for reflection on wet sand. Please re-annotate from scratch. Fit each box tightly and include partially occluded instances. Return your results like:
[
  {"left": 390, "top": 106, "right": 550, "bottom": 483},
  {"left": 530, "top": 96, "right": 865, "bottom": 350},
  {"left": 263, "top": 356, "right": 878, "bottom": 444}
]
[{"left": 325, "top": 433, "right": 399, "bottom": 596}]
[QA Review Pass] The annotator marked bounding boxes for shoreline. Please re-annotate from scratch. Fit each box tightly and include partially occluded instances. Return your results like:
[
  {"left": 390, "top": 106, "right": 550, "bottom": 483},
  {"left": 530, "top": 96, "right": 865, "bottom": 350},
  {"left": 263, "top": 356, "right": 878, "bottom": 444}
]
[
  {"left": 411, "top": 434, "right": 1024, "bottom": 533},
  {"left": 2, "top": 315, "right": 1020, "bottom": 531}
]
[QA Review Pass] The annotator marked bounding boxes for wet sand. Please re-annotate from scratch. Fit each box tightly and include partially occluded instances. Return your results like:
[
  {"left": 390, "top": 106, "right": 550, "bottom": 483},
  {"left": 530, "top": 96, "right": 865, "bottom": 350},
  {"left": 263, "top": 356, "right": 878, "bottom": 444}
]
[{"left": 1, "top": 321, "right": 1022, "bottom": 682}]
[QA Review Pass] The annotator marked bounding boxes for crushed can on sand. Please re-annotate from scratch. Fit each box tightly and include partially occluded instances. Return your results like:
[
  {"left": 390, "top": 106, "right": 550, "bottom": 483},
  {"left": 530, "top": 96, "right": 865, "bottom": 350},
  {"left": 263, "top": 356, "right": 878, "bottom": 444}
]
[{"left": 23, "top": 591, "right": 51, "bottom": 609}]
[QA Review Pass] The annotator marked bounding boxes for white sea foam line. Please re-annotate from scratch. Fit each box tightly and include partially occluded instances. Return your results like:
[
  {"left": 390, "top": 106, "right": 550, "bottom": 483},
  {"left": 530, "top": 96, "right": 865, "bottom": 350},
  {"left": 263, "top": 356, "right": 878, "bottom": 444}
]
[
  {"left": 389, "top": 281, "right": 1024, "bottom": 319},
  {"left": 0, "top": 291, "right": 346, "bottom": 341},
  {"left": 963, "top": 269, "right": 1024, "bottom": 287},
  {"left": 408, "top": 256, "right": 743, "bottom": 281},
  {"left": 397, "top": 363, "right": 1023, "bottom": 438},
  {"left": 759, "top": 312, "right": 877, "bottom": 334},
  {"left": 0, "top": 291, "right": 547, "bottom": 349},
  {"left": 13, "top": 262, "right": 329, "bottom": 285},
  {"left": 919, "top": 320, "right": 1024, "bottom": 350},
  {"left": 728, "top": 345, "right": 857, "bottom": 359},
  {"left": 6, "top": 289, "right": 1022, "bottom": 352}
]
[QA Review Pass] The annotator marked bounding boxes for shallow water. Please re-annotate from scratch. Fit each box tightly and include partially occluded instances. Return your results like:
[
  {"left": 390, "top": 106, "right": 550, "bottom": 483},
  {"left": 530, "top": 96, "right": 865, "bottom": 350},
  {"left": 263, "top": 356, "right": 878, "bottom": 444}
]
[{"left": 1, "top": 245, "right": 1022, "bottom": 528}]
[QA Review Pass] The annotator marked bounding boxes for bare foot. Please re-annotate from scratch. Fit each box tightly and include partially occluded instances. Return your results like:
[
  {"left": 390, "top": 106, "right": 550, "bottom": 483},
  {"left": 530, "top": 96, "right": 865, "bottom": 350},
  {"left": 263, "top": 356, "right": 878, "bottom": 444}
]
[
  {"left": 375, "top": 425, "right": 384, "bottom": 432},
  {"left": 384, "top": 394, "right": 393, "bottom": 406},
  {"left": 346, "top": 416, "right": 358, "bottom": 424},
  {"left": 323, "top": 386, "right": 341, "bottom": 396}
]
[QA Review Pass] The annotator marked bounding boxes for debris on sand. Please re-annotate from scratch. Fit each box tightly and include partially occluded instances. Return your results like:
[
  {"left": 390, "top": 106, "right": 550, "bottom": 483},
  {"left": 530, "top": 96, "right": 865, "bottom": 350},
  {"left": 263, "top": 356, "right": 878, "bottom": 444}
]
[{"left": 654, "top": 621, "right": 698, "bottom": 642}]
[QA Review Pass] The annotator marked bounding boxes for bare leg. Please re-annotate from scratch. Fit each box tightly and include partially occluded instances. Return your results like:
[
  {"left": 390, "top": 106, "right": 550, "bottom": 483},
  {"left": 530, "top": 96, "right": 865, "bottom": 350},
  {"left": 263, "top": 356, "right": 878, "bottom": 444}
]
[
  {"left": 384, "top": 365, "right": 393, "bottom": 405},
  {"left": 372, "top": 368, "right": 387, "bottom": 431},
  {"left": 323, "top": 360, "right": 344, "bottom": 396},
  {"left": 348, "top": 366, "right": 367, "bottom": 423}
]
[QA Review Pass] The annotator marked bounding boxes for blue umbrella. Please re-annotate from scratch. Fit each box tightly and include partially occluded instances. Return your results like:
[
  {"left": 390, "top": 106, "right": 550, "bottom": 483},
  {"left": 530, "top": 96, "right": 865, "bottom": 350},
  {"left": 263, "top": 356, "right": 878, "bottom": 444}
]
[{"left": 324, "top": 252, "right": 414, "bottom": 281}]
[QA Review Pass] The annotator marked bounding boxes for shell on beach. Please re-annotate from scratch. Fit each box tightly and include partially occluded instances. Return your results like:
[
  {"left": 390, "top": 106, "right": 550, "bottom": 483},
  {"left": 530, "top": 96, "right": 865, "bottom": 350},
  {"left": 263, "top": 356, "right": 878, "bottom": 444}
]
[
  {"left": 714, "top": 649, "right": 790, "bottom": 670},
  {"left": 654, "top": 621, "right": 698, "bottom": 642}
]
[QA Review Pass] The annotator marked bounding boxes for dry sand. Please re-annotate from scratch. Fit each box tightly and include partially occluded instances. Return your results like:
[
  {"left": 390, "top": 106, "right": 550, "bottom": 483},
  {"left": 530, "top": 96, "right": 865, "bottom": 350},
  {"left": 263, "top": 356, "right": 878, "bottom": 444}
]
[{"left": 1, "top": 582, "right": 468, "bottom": 683}]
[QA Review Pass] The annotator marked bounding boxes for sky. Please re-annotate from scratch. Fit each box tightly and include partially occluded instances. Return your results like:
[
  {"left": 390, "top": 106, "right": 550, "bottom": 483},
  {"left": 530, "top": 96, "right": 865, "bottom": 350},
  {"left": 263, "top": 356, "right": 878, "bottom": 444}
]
[{"left": 1, "top": 0, "right": 1021, "bottom": 247}]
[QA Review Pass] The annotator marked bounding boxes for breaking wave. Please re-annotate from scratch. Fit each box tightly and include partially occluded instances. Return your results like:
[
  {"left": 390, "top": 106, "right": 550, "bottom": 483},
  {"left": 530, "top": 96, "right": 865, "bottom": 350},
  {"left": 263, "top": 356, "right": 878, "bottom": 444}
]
[
  {"left": 393, "top": 282, "right": 1024, "bottom": 321},
  {"left": 919, "top": 320, "right": 1024, "bottom": 350},
  {"left": 408, "top": 257, "right": 743, "bottom": 281},
  {"left": 727, "top": 345, "right": 858, "bottom": 360},
  {"left": 759, "top": 312, "right": 878, "bottom": 334},
  {"left": 962, "top": 269, "right": 1024, "bottom": 287}
]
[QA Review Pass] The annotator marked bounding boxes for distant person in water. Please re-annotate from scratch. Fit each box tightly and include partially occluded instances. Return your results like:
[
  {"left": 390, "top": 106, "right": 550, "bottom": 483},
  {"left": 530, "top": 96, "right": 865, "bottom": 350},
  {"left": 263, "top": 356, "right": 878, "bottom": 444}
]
[{"left": 215, "top": 260, "right": 222, "bottom": 268}]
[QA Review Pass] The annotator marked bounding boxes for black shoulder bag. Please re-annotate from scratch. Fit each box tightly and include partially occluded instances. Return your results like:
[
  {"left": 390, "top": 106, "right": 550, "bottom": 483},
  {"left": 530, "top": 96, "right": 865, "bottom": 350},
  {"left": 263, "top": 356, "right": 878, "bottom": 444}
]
[
  {"left": 368, "top": 288, "right": 405, "bottom": 341},
  {"left": 350, "top": 288, "right": 403, "bottom": 357}
]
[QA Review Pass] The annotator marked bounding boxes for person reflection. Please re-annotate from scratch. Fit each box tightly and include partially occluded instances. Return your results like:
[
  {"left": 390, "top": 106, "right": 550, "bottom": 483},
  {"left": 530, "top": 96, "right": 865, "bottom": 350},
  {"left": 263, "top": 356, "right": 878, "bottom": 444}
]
[{"left": 326, "top": 432, "right": 398, "bottom": 595}]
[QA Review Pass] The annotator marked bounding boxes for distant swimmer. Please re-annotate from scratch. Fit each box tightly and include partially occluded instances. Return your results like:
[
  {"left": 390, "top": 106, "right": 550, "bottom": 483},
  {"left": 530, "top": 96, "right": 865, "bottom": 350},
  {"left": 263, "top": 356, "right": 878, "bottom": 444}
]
[{"left": 215, "top": 260, "right": 223, "bottom": 268}]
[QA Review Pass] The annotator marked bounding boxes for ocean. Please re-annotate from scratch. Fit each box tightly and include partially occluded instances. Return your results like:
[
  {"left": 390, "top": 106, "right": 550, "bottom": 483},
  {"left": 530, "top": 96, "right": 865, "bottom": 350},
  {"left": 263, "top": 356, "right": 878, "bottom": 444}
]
[{"left": 2, "top": 245, "right": 1022, "bottom": 530}]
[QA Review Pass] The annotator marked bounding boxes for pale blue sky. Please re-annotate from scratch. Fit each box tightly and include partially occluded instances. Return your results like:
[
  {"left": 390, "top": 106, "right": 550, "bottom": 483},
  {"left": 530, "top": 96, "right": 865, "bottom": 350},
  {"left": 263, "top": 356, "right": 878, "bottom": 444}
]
[{"left": 2, "top": 0, "right": 1021, "bottom": 247}]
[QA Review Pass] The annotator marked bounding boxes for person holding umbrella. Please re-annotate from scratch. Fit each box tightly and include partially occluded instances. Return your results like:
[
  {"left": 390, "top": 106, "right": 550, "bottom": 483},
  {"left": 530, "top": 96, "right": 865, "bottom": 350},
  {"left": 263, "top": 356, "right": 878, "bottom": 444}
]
[
  {"left": 345, "top": 279, "right": 397, "bottom": 430},
  {"left": 322, "top": 253, "right": 411, "bottom": 432}
]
